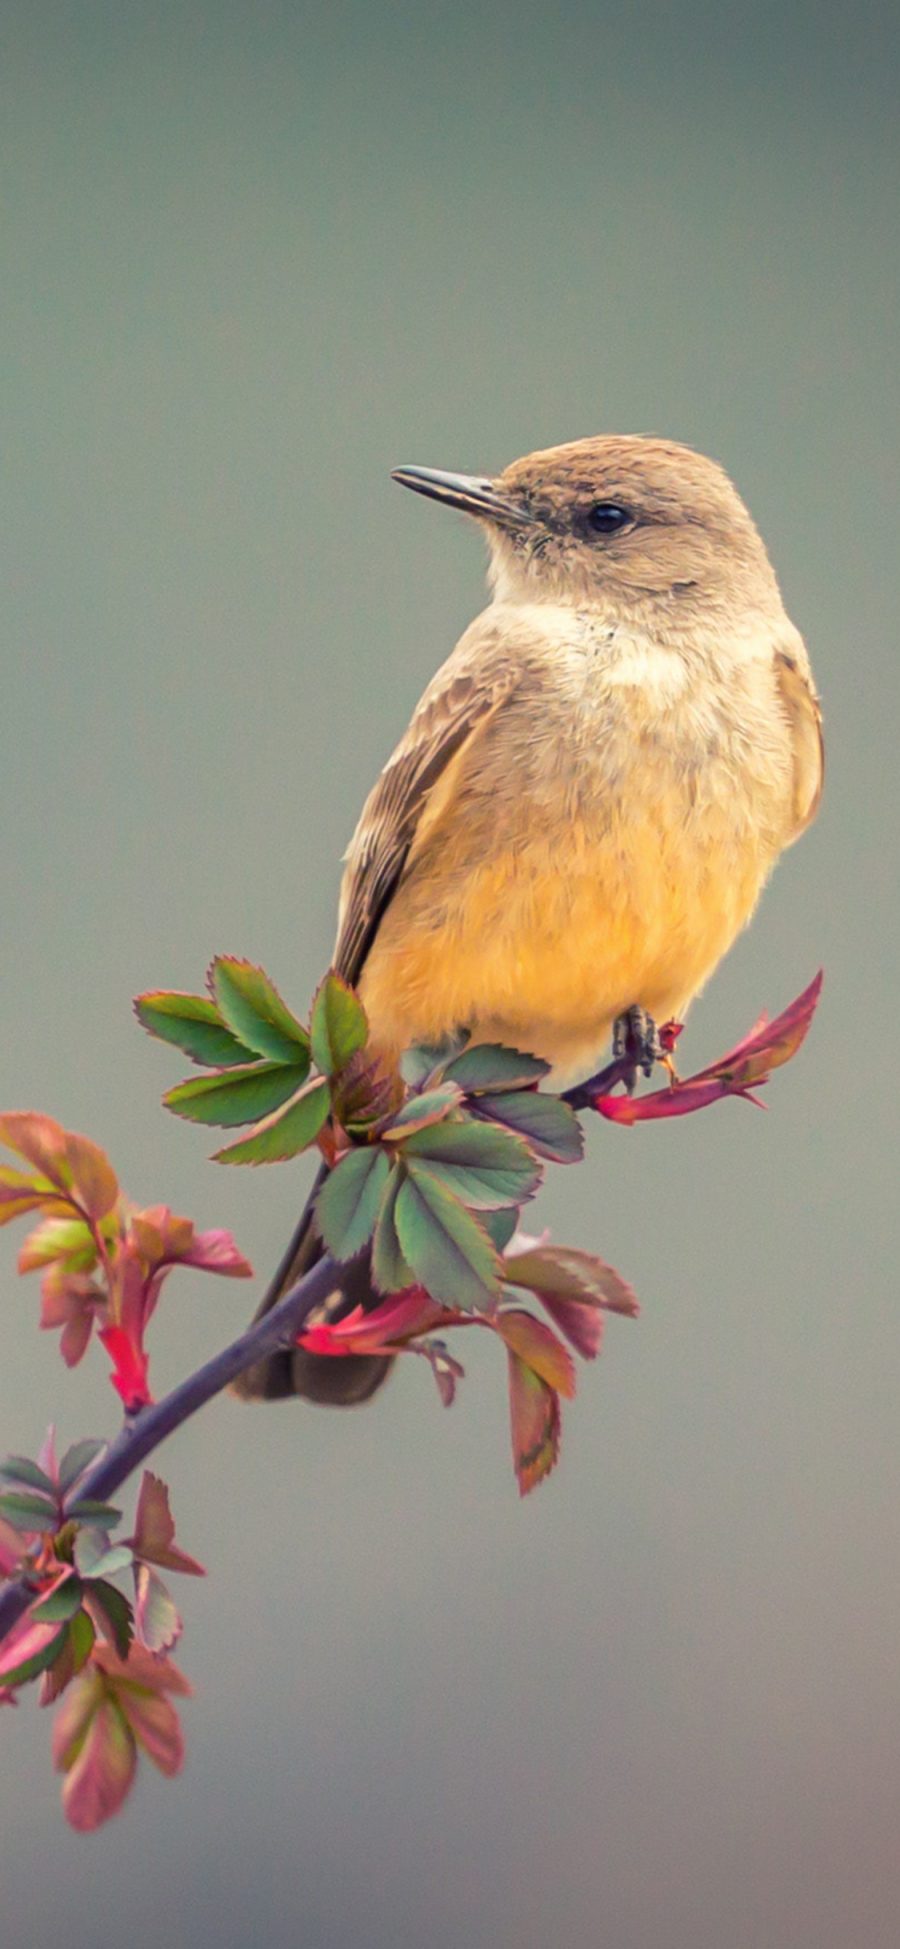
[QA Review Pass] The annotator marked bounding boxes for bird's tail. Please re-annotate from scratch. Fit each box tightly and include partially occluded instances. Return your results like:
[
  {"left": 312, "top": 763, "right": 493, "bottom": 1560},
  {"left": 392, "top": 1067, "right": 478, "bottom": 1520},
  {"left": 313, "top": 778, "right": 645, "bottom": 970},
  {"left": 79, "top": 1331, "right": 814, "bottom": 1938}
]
[{"left": 231, "top": 1169, "right": 393, "bottom": 1407}]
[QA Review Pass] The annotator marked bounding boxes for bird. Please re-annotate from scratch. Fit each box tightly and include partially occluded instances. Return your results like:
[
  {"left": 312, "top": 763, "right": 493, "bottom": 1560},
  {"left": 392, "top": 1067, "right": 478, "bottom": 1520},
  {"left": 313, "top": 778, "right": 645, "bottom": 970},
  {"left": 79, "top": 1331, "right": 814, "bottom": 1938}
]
[{"left": 235, "top": 433, "right": 823, "bottom": 1407}]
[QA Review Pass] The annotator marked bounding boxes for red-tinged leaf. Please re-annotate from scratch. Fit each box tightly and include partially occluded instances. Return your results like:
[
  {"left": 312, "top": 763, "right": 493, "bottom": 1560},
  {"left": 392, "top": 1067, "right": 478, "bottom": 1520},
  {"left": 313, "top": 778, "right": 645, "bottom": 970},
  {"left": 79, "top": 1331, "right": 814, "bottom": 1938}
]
[
  {"left": 402, "top": 1120, "right": 542, "bottom": 1210},
  {"left": 164, "top": 1060, "right": 309, "bottom": 1128},
  {"left": 0, "top": 1112, "right": 72, "bottom": 1192},
  {"left": 507, "top": 1354, "right": 561, "bottom": 1496},
  {"left": 0, "top": 1166, "right": 73, "bottom": 1227},
  {"left": 504, "top": 1243, "right": 639, "bottom": 1318},
  {"left": 298, "top": 1289, "right": 449, "bottom": 1358},
  {"left": 533, "top": 1294, "right": 605, "bottom": 1360},
  {"left": 128, "top": 1207, "right": 252, "bottom": 1280},
  {"left": 178, "top": 1227, "right": 253, "bottom": 1278},
  {"left": 93, "top": 1639, "right": 191, "bottom": 1696},
  {"left": 212, "top": 1076, "right": 331, "bottom": 1165},
  {"left": 315, "top": 1146, "right": 392, "bottom": 1260},
  {"left": 309, "top": 973, "right": 368, "bottom": 1076},
  {"left": 209, "top": 957, "right": 311, "bottom": 1067},
  {"left": 442, "top": 1044, "right": 550, "bottom": 1092},
  {"left": 0, "top": 1618, "right": 69, "bottom": 1687},
  {"left": 63, "top": 1134, "right": 119, "bottom": 1222},
  {"left": 119, "top": 1683, "right": 185, "bottom": 1776},
  {"left": 494, "top": 1309, "right": 577, "bottom": 1397},
  {"left": 379, "top": 1083, "right": 463, "bottom": 1138},
  {"left": 60, "top": 1694, "right": 137, "bottom": 1832},
  {"left": 52, "top": 1663, "right": 104, "bottom": 1767},
  {"left": 130, "top": 1473, "right": 205, "bottom": 1577},
  {"left": 394, "top": 1169, "right": 501, "bottom": 1311},
  {"left": 473, "top": 1089, "right": 585, "bottom": 1163},
  {"left": 98, "top": 1325, "right": 152, "bottom": 1412},
  {"left": 59, "top": 1306, "right": 96, "bottom": 1368},
  {"left": 134, "top": 989, "right": 257, "bottom": 1068},
  {"left": 596, "top": 973, "right": 823, "bottom": 1124},
  {"left": 133, "top": 1565, "right": 182, "bottom": 1654},
  {"left": 18, "top": 1214, "right": 97, "bottom": 1274}
]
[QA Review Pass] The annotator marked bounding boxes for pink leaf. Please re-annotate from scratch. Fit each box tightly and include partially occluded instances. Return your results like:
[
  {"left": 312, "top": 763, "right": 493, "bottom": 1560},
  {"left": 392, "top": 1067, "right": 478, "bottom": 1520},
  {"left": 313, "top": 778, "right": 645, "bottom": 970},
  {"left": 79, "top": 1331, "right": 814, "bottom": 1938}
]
[
  {"left": 60, "top": 1694, "right": 137, "bottom": 1832},
  {"left": 494, "top": 1309, "right": 577, "bottom": 1398},
  {"left": 120, "top": 1684, "right": 185, "bottom": 1776},
  {"left": 595, "top": 972, "right": 823, "bottom": 1125},
  {"left": 129, "top": 1473, "right": 205, "bottom": 1577},
  {"left": 63, "top": 1134, "right": 119, "bottom": 1222},
  {"left": 179, "top": 1228, "right": 253, "bottom": 1278}
]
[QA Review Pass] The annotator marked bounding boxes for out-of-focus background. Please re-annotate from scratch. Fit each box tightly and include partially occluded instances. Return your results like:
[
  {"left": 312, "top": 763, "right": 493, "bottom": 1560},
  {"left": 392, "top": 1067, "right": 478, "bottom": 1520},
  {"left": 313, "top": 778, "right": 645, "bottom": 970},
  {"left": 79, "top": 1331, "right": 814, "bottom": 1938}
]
[{"left": 2, "top": 3, "right": 898, "bottom": 1944}]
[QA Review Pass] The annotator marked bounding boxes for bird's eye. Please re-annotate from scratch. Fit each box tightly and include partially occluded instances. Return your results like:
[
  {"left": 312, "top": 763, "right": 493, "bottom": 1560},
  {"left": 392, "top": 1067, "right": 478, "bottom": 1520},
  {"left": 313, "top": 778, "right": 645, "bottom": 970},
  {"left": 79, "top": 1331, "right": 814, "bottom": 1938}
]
[{"left": 586, "top": 501, "right": 631, "bottom": 535}]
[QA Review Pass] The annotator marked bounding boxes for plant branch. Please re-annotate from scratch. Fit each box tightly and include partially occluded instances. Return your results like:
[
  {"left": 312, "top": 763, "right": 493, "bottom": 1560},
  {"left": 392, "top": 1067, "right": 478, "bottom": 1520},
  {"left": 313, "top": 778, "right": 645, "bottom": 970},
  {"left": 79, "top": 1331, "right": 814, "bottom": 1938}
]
[{"left": 0, "top": 1246, "right": 340, "bottom": 1648}]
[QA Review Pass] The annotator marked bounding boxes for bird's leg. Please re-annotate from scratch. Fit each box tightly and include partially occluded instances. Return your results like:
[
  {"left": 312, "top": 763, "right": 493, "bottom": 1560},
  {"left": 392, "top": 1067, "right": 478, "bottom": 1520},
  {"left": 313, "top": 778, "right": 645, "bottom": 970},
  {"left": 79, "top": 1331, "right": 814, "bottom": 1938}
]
[
  {"left": 612, "top": 1004, "right": 663, "bottom": 1091},
  {"left": 563, "top": 1005, "right": 667, "bottom": 1109}
]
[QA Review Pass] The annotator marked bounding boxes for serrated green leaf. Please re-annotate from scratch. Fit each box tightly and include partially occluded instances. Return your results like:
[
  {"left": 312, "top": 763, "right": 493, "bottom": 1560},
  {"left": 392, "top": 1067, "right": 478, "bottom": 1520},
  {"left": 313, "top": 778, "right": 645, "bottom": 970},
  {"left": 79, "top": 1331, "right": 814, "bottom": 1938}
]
[
  {"left": 379, "top": 1083, "right": 463, "bottom": 1139},
  {"left": 480, "top": 1208, "right": 521, "bottom": 1252},
  {"left": 401, "top": 1034, "right": 467, "bottom": 1089},
  {"left": 442, "top": 1044, "right": 550, "bottom": 1092},
  {"left": 315, "top": 1147, "right": 392, "bottom": 1260},
  {"left": 213, "top": 1077, "right": 331, "bottom": 1165},
  {"left": 310, "top": 974, "right": 368, "bottom": 1076},
  {"left": 0, "top": 1626, "right": 68, "bottom": 1689},
  {"left": 69, "top": 1608, "right": 96, "bottom": 1673},
  {"left": 66, "top": 1500, "right": 122, "bottom": 1526},
  {"left": 0, "top": 1456, "right": 56, "bottom": 1495},
  {"left": 371, "top": 1166, "right": 417, "bottom": 1295},
  {"left": 474, "top": 1090, "right": 584, "bottom": 1163},
  {"left": 164, "top": 1061, "right": 308, "bottom": 1128},
  {"left": 86, "top": 1579, "right": 133, "bottom": 1658},
  {"left": 401, "top": 1121, "right": 542, "bottom": 1209},
  {"left": 209, "top": 958, "right": 311, "bottom": 1066},
  {"left": 58, "top": 1439, "right": 107, "bottom": 1494},
  {"left": 134, "top": 990, "right": 257, "bottom": 1068},
  {"left": 30, "top": 1578, "right": 85, "bottom": 1624},
  {"left": 0, "top": 1490, "right": 57, "bottom": 1531},
  {"left": 394, "top": 1171, "right": 500, "bottom": 1310}
]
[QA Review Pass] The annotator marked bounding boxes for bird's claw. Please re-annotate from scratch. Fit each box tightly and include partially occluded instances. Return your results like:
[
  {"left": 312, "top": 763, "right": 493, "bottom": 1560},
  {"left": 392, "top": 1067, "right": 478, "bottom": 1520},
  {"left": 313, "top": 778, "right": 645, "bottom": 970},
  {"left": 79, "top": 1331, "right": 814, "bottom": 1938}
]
[{"left": 612, "top": 1005, "right": 663, "bottom": 1091}]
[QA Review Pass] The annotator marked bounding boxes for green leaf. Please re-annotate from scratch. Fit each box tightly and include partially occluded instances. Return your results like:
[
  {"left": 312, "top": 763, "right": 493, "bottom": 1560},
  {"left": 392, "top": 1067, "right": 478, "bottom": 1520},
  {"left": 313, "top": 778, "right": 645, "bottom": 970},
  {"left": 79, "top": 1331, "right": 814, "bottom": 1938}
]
[
  {"left": 474, "top": 1090, "right": 584, "bottom": 1163},
  {"left": 134, "top": 990, "right": 257, "bottom": 1068},
  {"left": 315, "top": 1147, "right": 392, "bottom": 1260},
  {"left": 74, "top": 1529, "right": 133, "bottom": 1579},
  {"left": 401, "top": 1120, "right": 542, "bottom": 1209},
  {"left": 480, "top": 1208, "right": 520, "bottom": 1253},
  {"left": 310, "top": 974, "right": 368, "bottom": 1076},
  {"left": 379, "top": 1083, "right": 463, "bottom": 1138},
  {"left": 209, "top": 958, "right": 311, "bottom": 1067},
  {"left": 30, "top": 1577, "right": 85, "bottom": 1624},
  {"left": 443, "top": 1044, "right": 549, "bottom": 1092},
  {"left": 68, "top": 1608, "right": 96, "bottom": 1673},
  {"left": 66, "top": 1500, "right": 122, "bottom": 1526},
  {"left": 371, "top": 1167, "right": 417, "bottom": 1295},
  {"left": 394, "top": 1171, "right": 500, "bottom": 1311},
  {"left": 401, "top": 1034, "right": 467, "bottom": 1089},
  {"left": 213, "top": 1077, "right": 331, "bottom": 1165},
  {"left": 0, "top": 1627, "right": 68, "bottom": 1689},
  {"left": 0, "top": 1456, "right": 56, "bottom": 1495},
  {"left": 86, "top": 1579, "right": 134, "bottom": 1659},
  {"left": 58, "top": 1439, "right": 107, "bottom": 1494},
  {"left": 164, "top": 1061, "right": 308, "bottom": 1128},
  {"left": 0, "top": 1490, "right": 57, "bottom": 1532}
]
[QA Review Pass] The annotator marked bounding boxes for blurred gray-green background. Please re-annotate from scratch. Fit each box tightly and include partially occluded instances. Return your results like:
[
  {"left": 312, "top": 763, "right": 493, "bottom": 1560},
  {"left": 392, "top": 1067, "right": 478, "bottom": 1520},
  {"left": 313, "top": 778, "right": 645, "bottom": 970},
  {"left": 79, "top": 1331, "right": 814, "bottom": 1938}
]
[{"left": 2, "top": 3, "right": 898, "bottom": 1944}]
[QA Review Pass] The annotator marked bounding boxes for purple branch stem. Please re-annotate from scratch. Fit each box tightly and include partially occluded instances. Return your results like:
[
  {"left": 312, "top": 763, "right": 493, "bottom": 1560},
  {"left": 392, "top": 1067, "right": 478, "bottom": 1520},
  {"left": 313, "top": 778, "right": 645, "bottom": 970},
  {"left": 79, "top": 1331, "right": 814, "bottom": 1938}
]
[{"left": 0, "top": 1248, "right": 340, "bottom": 1648}]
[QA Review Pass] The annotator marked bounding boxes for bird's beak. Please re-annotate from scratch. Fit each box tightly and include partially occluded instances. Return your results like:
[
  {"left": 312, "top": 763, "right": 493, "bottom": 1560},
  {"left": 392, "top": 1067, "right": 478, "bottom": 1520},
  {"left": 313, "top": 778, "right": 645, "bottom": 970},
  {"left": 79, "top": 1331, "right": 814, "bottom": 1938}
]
[{"left": 391, "top": 465, "right": 531, "bottom": 531}]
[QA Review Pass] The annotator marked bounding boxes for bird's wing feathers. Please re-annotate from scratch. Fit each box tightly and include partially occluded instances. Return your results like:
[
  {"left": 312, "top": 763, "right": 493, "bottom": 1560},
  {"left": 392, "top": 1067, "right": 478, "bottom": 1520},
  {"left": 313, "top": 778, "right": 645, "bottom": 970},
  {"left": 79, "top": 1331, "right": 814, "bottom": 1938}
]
[
  {"left": 774, "top": 646, "right": 824, "bottom": 842},
  {"left": 334, "top": 626, "right": 520, "bottom": 985}
]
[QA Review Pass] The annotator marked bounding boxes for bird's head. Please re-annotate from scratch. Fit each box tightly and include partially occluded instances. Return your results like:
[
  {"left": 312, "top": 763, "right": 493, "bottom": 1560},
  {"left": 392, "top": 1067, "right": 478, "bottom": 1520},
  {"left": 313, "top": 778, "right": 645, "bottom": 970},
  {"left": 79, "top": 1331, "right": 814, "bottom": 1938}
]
[{"left": 392, "top": 435, "right": 781, "bottom": 622}]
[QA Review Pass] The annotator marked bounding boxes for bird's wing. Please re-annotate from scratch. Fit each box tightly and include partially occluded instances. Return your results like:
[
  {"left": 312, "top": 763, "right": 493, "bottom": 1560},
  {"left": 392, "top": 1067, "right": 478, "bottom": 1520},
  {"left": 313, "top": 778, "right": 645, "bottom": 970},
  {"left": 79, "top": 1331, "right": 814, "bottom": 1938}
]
[
  {"left": 333, "top": 622, "right": 520, "bottom": 986},
  {"left": 774, "top": 646, "right": 824, "bottom": 842}
]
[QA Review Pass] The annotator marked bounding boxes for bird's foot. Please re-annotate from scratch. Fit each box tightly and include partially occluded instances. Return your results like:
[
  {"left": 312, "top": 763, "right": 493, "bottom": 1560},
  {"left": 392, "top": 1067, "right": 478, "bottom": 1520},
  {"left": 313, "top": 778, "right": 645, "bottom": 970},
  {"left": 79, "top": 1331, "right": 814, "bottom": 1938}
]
[{"left": 612, "top": 1005, "right": 663, "bottom": 1092}]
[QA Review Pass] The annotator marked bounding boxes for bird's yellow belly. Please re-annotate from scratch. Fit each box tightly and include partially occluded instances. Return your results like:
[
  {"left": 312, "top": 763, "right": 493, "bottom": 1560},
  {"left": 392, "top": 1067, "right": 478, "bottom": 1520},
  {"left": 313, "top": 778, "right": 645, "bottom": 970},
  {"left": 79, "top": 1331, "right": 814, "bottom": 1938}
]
[{"left": 359, "top": 799, "right": 775, "bottom": 1083}]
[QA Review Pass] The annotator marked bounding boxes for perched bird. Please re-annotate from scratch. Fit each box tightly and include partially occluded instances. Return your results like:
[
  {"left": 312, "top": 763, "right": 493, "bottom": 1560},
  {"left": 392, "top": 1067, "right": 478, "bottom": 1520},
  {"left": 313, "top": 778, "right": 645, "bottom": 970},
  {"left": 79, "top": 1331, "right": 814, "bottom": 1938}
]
[{"left": 236, "top": 434, "right": 823, "bottom": 1407}]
